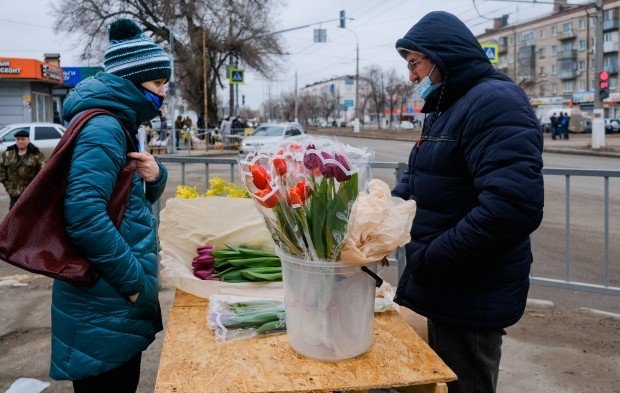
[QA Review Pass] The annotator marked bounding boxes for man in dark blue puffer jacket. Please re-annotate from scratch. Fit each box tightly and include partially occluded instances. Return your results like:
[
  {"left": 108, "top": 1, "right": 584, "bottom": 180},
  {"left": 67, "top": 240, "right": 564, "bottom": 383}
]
[{"left": 392, "top": 12, "right": 544, "bottom": 393}]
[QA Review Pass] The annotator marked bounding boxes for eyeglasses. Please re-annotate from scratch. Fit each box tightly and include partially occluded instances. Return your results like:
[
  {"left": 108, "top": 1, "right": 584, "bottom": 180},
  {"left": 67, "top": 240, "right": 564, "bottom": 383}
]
[{"left": 407, "top": 56, "right": 426, "bottom": 71}]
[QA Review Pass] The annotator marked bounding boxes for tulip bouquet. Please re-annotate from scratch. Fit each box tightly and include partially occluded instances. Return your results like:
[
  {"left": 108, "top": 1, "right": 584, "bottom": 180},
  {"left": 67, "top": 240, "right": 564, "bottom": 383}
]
[{"left": 238, "top": 137, "right": 372, "bottom": 262}]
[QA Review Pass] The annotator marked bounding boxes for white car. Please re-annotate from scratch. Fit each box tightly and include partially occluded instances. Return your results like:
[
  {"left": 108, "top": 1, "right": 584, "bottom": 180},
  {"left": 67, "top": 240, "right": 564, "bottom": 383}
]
[
  {"left": 395, "top": 121, "right": 415, "bottom": 130},
  {"left": 239, "top": 122, "right": 305, "bottom": 155},
  {"left": 0, "top": 122, "right": 66, "bottom": 157}
]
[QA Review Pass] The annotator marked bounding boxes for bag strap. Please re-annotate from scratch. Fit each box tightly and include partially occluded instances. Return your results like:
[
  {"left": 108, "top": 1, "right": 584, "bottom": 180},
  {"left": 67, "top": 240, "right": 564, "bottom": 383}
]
[{"left": 61, "top": 109, "right": 138, "bottom": 228}]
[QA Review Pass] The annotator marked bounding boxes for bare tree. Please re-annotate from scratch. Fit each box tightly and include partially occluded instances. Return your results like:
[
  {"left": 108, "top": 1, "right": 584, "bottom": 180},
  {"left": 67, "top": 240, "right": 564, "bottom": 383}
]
[
  {"left": 52, "top": 0, "right": 285, "bottom": 124},
  {"left": 384, "top": 68, "right": 402, "bottom": 127},
  {"left": 396, "top": 82, "right": 414, "bottom": 122},
  {"left": 363, "top": 65, "right": 387, "bottom": 129},
  {"left": 298, "top": 92, "right": 320, "bottom": 126},
  {"left": 317, "top": 87, "right": 339, "bottom": 125},
  {"left": 278, "top": 91, "right": 296, "bottom": 122}
]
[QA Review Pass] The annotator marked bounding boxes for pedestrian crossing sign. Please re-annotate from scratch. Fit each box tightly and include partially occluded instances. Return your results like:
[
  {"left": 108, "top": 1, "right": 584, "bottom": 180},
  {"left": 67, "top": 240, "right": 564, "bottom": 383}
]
[
  {"left": 482, "top": 44, "right": 499, "bottom": 64},
  {"left": 229, "top": 68, "right": 244, "bottom": 85}
]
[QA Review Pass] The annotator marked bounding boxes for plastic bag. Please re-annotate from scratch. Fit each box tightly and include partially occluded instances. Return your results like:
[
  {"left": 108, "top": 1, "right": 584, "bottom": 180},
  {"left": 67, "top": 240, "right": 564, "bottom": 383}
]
[
  {"left": 158, "top": 197, "right": 284, "bottom": 300},
  {"left": 207, "top": 295, "right": 286, "bottom": 342}
]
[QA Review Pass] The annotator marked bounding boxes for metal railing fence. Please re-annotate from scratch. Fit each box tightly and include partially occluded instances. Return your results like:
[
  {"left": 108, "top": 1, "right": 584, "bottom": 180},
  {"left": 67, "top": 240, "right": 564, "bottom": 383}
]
[{"left": 154, "top": 157, "right": 619, "bottom": 296}]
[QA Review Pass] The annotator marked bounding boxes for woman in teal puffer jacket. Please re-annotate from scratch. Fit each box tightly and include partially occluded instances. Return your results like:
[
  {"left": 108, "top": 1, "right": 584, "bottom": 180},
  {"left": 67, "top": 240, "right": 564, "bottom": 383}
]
[{"left": 51, "top": 19, "right": 171, "bottom": 393}]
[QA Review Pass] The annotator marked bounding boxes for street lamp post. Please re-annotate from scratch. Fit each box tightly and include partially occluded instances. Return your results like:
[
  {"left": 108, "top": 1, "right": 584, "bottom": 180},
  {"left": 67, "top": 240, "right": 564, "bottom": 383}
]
[{"left": 342, "top": 27, "right": 360, "bottom": 133}]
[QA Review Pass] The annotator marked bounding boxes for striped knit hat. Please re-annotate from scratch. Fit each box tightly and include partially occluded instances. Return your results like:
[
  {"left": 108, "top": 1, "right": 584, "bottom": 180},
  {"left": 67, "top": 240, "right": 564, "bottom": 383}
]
[{"left": 104, "top": 18, "right": 171, "bottom": 84}]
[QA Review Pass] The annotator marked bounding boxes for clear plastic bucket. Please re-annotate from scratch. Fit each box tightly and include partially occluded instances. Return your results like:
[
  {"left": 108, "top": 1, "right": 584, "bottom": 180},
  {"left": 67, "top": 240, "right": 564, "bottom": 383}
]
[{"left": 276, "top": 248, "right": 377, "bottom": 361}]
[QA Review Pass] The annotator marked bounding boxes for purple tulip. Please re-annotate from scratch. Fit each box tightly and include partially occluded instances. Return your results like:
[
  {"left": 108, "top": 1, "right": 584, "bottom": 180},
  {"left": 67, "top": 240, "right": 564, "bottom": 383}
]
[
  {"left": 332, "top": 154, "right": 351, "bottom": 182},
  {"left": 303, "top": 144, "right": 321, "bottom": 170},
  {"left": 319, "top": 152, "right": 334, "bottom": 178},
  {"left": 193, "top": 268, "right": 215, "bottom": 280}
]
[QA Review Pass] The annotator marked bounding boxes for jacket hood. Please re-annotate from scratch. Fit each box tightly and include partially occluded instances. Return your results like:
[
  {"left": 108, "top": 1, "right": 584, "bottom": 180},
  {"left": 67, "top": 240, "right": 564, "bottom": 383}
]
[
  {"left": 395, "top": 11, "right": 512, "bottom": 113},
  {"left": 62, "top": 72, "right": 160, "bottom": 129}
]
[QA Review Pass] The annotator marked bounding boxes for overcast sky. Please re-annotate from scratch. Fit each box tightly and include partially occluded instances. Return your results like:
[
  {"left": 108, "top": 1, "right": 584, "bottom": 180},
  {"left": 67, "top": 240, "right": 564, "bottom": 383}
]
[{"left": 0, "top": 0, "right": 583, "bottom": 110}]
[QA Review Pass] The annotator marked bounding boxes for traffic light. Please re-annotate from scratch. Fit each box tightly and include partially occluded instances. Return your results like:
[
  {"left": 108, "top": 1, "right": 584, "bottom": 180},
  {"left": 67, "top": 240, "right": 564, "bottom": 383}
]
[
  {"left": 599, "top": 71, "right": 609, "bottom": 100},
  {"left": 168, "top": 82, "right": 176, "bottom": 96},
  {"left": 242, "top": 95, "right": 246, "bottom": 106},
  {"left": 339, "top": 10, "right": 345, "bottom": 28}
]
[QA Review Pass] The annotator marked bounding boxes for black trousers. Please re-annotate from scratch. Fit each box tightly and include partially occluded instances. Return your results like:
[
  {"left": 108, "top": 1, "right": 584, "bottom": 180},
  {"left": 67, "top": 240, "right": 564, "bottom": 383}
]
[
  {"left": 428, "top": 319, "right": 505, "bottom": 393},
  {"left": 73, "top": 353, "right": 141, "bottom": 393}
]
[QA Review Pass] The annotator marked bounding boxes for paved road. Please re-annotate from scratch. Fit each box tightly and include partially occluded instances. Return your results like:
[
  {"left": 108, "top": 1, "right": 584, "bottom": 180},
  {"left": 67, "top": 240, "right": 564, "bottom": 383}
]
[{"left": 0, "top": 137, "right": 618, "bottom": 392}]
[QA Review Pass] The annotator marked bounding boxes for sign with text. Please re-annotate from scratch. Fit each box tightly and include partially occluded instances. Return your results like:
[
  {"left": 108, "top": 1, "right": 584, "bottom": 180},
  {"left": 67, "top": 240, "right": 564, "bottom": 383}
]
[{"left": 62, "top": 67, "right": 103, "bottom": 86}]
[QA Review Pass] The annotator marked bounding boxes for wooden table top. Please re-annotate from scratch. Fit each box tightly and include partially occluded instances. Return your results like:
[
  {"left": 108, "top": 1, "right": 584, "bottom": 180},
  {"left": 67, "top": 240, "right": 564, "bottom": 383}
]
[{"left": 154, "top": 289, "right": 455, "bottom": 393}]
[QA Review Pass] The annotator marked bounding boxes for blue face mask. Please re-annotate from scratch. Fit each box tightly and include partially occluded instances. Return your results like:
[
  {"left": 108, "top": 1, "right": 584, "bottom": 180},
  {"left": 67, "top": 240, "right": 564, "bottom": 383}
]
[
  {"left": 141, "top": 88, "right": 164, "bottom": 109},
  {"left": 414, "top": 65, "right": 441, "bottom": 101}
]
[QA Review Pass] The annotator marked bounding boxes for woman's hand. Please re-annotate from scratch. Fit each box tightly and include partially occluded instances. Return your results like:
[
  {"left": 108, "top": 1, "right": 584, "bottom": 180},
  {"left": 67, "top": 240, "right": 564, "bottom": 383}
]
[{"left": 127, "top": 151, "right": 160, "bottom": 182}]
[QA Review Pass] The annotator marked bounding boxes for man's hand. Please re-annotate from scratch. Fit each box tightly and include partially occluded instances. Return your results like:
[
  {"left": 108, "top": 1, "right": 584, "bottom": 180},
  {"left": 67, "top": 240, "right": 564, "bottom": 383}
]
[
  {"left": 127, "top": 151, "right": 160, "bottom": 182},
  {"left": 128, "top": 292, "right": 140, "bottom": 303}
]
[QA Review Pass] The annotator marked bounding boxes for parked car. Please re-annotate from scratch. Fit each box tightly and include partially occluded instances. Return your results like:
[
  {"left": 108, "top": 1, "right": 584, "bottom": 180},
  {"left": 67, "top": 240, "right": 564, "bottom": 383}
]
[
  {"left": 395, "top": 121, "right": 415, "bottom": 130},
  {"left": 604, "top": 118, "right": 620, "bottom": 133},
  {"left": 239, "top": 122, "right": 305, "bottom": 155},
  {"left": 0, "top": 122, "right": 66, "bottom": 157}
]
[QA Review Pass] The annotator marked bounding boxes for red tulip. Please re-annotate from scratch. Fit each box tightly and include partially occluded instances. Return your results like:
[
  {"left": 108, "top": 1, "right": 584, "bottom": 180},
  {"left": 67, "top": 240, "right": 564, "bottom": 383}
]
[
  {"left": 254, "top": 187, "right": 279, "bottom": 208},
  {"left": 251, "top": 164, "right": 271, "bottom": 190},
  {"left": 273, "top": 157, "right": 287, "bottom": 176}
]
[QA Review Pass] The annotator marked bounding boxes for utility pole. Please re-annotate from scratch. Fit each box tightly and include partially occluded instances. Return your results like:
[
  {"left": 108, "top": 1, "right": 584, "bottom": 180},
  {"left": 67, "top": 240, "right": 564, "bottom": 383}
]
[
  {"left": 169, "top": 31, "right": 177, "bottom": 153},
  {"left": 207, "top": 26, "right": 209, "bottom": 132},
  {"left": 228, "top": 16, "right": 234, "bottom": 119},
  {"left": 235, "top": 58, "right": 240, "bottom": 117},
  {"left": 592, "top": 0, "right": 605, "bottom": 148},
  {"left": 294, "top": 70, "right": 298, "bottom": 122},
  {"left": 338, "top": 10, "right": 360, "bottom": 133}
]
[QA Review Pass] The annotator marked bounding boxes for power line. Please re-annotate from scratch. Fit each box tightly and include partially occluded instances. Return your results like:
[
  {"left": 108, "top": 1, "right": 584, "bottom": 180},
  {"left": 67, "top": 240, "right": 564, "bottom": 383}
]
[{"left": 0, "top": 17, "right": 52, "bottom": 29}]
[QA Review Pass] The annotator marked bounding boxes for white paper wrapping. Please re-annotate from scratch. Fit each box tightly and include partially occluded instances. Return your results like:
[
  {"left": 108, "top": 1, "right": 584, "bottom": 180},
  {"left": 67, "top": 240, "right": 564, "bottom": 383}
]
[{"left": 158, "top": 197, "right": 284, "bottom": 300}]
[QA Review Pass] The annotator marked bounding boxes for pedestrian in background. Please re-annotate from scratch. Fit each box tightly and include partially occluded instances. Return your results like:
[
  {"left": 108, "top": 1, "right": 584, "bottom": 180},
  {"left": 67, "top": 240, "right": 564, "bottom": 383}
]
[
  {"left": 0, "top": 129, "right": 45, "bottom": 209},
  {"left": 392, "top": 11, "right": 544, "bottom": 393},
  {"left": 550, "top": 112, "right": 559, "bottom": 140},
  {"left": 562, "top": 111, "right": 570, "bottom": 140},
  {"left": 51, "top": 18, "right": 170, "bottom": 393}
]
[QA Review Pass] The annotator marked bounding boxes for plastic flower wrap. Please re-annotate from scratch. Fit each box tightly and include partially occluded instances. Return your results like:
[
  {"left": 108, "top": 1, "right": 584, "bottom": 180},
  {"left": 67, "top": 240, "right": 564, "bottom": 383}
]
[{"left": 238, "top": 137, "right": 373, "bottom": 261}]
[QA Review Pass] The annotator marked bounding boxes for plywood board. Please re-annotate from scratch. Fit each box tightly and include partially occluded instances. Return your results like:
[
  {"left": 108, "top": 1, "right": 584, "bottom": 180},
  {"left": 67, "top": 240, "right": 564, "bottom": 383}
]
[{"left": 155, "top": 290, "right": 456, "bottom": 392}]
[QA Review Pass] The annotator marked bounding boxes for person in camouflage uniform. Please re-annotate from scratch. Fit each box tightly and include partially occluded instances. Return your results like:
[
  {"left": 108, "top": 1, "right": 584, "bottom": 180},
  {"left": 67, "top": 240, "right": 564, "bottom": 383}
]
[{"left": 0, "top": 129, "right": 45, "bottom": 209}]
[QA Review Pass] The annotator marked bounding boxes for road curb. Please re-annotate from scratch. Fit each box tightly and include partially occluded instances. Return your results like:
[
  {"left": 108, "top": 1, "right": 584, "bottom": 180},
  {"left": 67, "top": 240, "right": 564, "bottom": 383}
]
[{"left": 544, "top": 147, "right": 620, "bottom": 158}]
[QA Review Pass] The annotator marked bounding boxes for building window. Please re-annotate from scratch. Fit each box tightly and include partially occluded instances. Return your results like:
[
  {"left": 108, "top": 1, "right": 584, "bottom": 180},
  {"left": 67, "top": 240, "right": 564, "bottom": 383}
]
[
  {"left": 539, "top": 29, "right": 545, "bottom": 39},
  {"left": 538, "top": 47, "right": 546, "bottom": 58},
  {"left": 551, "top": 25, "right": 557, "bottom": 36},
  {"left": 563, "top": 81, "right": 573, "bottom": 92},
  {"left": 579, "top": 60, "right": 585, "bottom": 70},
  {"left": 578, "top": 40, "right": 586, "bottom": 51},
  {"left": 579, "top": 19, "right": 586, "bottom": 30},
  {"left": 31, "top": 92, "right": 50, "bottom": 123},
  {"left": 552, "top": 64, "right": 557, "bottom": 74},
  {"left": 563, "top": 41, "right": 573, "bottom": 51},
  {"left": 539, "top": 66, "right": 545, "bottom": 75},
  {"left": 551, "top": 45, "right": 558, "bottom": 56},
  {"left": 611, "top": 77, "right": 617, "bottom": 90},
  {"left": 579, "top": 81, "right": 586, "bottom": 91},
  {"left": 562, "top": 22, "right": 573, "bottom": 32},
  {"left": 508, "top": 36, "right": 513, "bottom": 45},
  {"left": 539, "top": 84, "right": 545, "bottom": 96},
  {"left": 520, "top": 31, "right": 534, "bottom": 44},
  {"left": 552, "top": 83, "right": 558, "bottom": 93},
  {"left": 604, "top": 33, "right": 613, "bottom": 43}
]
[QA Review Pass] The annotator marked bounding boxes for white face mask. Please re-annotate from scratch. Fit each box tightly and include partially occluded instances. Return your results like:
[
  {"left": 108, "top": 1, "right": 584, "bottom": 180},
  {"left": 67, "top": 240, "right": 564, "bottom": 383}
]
[{"left": 414, "top": 64, "right": 440, "bottom": 100}]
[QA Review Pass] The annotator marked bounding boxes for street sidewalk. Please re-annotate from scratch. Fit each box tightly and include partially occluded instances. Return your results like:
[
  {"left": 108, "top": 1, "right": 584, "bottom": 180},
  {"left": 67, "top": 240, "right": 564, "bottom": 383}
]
[{"left": 543, "top": 132, "right": 620, "bottom": 158}]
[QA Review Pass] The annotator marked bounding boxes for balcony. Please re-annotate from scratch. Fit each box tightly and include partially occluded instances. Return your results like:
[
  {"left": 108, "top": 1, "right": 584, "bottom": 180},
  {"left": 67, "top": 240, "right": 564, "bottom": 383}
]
[
  {"left": 559, "top": 30, "right": 576, "bottom": 40},
  {"left": 557, "top": 49, "right": 578, "bottom": 59},
  {"left": 558, "top": 69, "right": 578, "bottom": 79},
  {"left": 604, "top": 41, "right": 620, "bottom": 53},
  {"left": 605, "top": 63, "right": 619, "bottom": 74},
  {"left": 518, "top": 45, "right": 535, "bottom": 60},
  {"left": 603, "top": 19, "right": 619, "bottom": 31}
]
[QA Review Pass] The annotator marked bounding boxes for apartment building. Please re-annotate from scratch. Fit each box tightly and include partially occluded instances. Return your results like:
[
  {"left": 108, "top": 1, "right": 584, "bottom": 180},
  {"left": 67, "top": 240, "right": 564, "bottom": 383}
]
[
  {"left": 477, "top": 0, "right": 620, "bottom": 117},
  {"left": 300, "top": 75, "right": 357, "bottom": 124}
]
